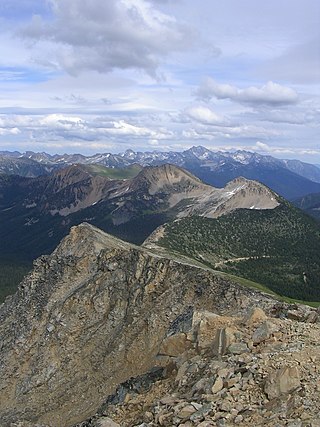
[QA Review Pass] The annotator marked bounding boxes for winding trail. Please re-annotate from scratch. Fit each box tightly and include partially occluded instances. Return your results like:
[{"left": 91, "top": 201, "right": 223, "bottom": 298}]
[{"left": 214, "top": 255, "right": 272, "bottom": 268}]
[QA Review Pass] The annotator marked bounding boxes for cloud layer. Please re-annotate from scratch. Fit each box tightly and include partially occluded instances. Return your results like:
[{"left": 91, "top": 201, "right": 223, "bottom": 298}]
[{"left": 197, "top": 79, "right": 299, "bottom": 106}]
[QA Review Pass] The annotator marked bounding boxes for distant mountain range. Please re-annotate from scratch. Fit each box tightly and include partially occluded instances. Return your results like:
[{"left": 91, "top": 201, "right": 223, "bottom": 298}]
[
  {"left": 0, "top": 155, "right": 56, "bottom": 177},
  {"left": 1, "top": 146, "right": 320, "bottom": 200}
]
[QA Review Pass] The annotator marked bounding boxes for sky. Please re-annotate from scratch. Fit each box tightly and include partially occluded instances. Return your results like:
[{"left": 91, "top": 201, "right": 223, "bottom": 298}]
[{"left": 0, "top": 0, "right": 319, "bottom": 162}]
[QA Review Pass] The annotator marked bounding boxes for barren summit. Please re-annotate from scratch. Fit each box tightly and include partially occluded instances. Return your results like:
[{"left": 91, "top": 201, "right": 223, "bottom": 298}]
[{"left": 116, "top": 164, "right": 280, "bottom": 220}]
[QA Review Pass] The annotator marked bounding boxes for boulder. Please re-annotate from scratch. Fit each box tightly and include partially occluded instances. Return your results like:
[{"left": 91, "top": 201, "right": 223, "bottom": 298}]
[
  {"left": 212, "top": 327, "right": 236, "bottom": 356},
  {"left": 176, "top": 404, "right": 197, "bottom": 419},
  {"left": 192, "top": 311, "right": 235, "bottom": 349},
  {"left": 305, "top": 311, "right": 319, "bottom": 323},
  {"left": 159, "top": 333, "right": 192, "bottom": 357},
  {"left": 287, "top": 310, "right": 305, "bottom": 321},
  {"left": 228, "top": 342, "right": 249, "bottom": 355},
  {"left": 243, "top": 307, "right": 267, "bottom": 325},
  {"left": 93, "top": 417, "right": 120, "bottom": 427},
  {"left": 252, "top": 321, "right": 278, "bottom": 344},
  {"left": 264, "top": 366, "right": 300, "bottom": 399},
  {"left": 211, "top": 376, "right": 224, "bottom": 394}
]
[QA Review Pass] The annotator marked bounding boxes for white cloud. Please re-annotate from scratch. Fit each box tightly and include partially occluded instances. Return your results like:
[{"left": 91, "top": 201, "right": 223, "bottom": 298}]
[
  {"left": 185, "top": 105, "right": 233, "bottom": 126},
  {"left": 93, "top": 119, "right": 173, "bottom": 139},
  {"left": 254, "top": 141, "right": 320, "bottom": 156},
  {"left": 255, "top": 141, "right": 272, "bottom": 151},
  {"left": 20, "top": 0, "right": 194, "bottom": 77},
  {"left": 0, "top": 127, "right": 20, "bottom": 135},
  {"left": 0, "top": 113, "right": 173, "bottom": 143},
  {"left": 197, "top": 78, "right": 299, "bottom": 106},
  {"left": 39, "top": 114, "right": 85, "bottom": 130}
]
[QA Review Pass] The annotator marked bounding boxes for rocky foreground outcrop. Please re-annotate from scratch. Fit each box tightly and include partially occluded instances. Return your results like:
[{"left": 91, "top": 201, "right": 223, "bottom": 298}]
[
  {"left": 0, "top": 224, "right": 319, "bottom": 427},
  {"left": 78, "top": 307, "right": 319, "bottom": 427}
]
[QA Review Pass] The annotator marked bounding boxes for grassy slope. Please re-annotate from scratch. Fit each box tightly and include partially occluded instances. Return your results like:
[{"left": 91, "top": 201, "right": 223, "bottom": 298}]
[
  {"left": 157, "top": 203, "right": 320, "bottom": 301},
  {"left": 216, "top": 271, "right": 320, "bottom": 308},
  {"left": 83, "top": 164, "right": 142, "bottom": 179}
]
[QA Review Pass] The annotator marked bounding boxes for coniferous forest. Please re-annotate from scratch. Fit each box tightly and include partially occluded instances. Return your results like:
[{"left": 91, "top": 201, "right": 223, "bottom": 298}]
[{"left": 158, "top": 203, "right": 320, "bottom": 301}]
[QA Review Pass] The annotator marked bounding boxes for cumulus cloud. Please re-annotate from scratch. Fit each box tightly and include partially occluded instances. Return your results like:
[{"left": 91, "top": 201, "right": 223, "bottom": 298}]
[
  {"left": 0, "top": 127, "right": 20, "bottom": 135},
  {"left": 0, "top": 113, "right": 173, "bottom": 143},
  {"left": 185, "top": 105, "right": 233, "bottom": 126},
  {"left": 20, "top": 0, "right": 194, "bottom": 77},
  {"left": 197, "top": 78, "right": 299, "bottom": 106},
  {"left": 255, "top": 141, "right": 273, "bottom": 151},
  {"left": 93, "top": 119, "right": 173, "bottom": 139}
]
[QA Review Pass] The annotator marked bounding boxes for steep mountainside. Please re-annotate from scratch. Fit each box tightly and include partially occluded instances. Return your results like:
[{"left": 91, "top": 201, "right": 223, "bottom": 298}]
[
  {"left": 2, "top": 147, "right": 320, "bottom": 199},
  {"left": 187, "top": 160, "right": 320, "bottom": 201},
  {"left": 0, "top": 223, "right": 319, "bottom": 427},
  {"left": 0, "top": 155, "right": 55, "bottom": 177},
  {"left": 293, "top": 192, "right": 320, "bottom": 221},
  {"left": 0, "top": 164, "right": 278, "bottom": 267},
  {"left": 145, "top": 203, "right": 320, "bottom": 301},
  {"left": 283, "top": 159, "right": 320, "bottom": 183}
]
